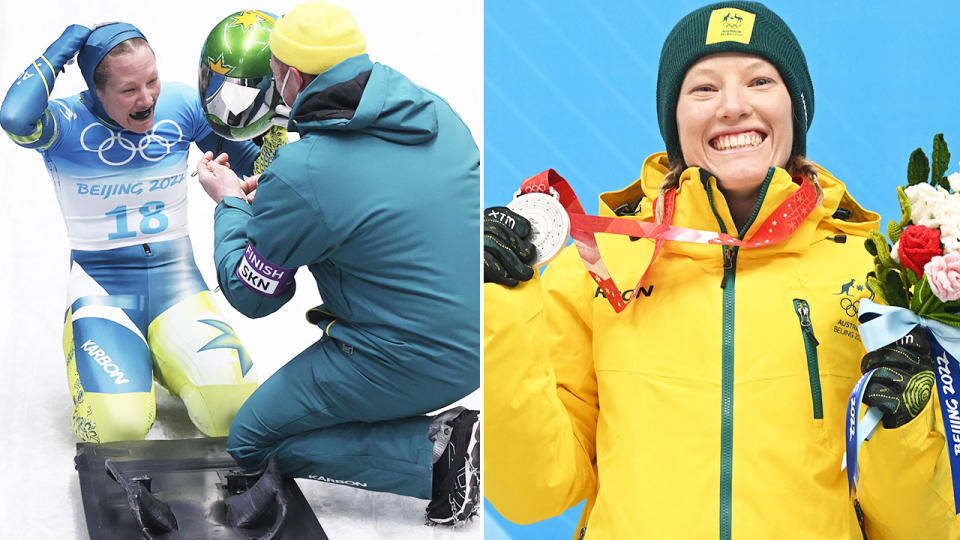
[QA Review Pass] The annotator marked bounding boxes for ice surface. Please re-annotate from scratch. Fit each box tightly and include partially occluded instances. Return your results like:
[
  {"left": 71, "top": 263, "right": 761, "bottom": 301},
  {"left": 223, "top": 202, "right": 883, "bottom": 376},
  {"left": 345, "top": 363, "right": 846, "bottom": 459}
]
[{"left": 0, "top": 1, "right": 482, "bottom": 538}]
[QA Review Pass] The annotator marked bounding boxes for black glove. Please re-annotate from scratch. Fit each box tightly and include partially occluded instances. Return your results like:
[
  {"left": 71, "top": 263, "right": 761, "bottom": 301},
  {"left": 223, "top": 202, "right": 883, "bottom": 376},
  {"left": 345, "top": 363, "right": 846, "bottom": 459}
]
[
  {"left": 484, "top": 206, "right": 536, "bottom": 287},
  {"left": 860, "top": 327, "right": 936, "bottom": 429}
]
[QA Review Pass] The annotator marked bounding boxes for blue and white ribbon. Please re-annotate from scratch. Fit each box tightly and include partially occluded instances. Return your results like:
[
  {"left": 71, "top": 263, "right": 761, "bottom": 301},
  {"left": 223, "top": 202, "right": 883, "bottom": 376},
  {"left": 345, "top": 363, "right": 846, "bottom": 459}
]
[
  {"left": 850, "top": 299, "right": 960, "bottom": 514},
  {"left": 929, "top": 334, "right": 960, "bottom": 515},
  {"left": 842, "top": 368, "right": 882, "bottom": 495}
]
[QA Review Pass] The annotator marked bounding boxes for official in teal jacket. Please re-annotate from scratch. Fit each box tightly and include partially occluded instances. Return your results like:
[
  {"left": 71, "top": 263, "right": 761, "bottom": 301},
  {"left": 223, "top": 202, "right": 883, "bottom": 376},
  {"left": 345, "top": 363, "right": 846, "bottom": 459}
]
[{"left": 195, "top": 1, "right": 479, "bottom": 520}]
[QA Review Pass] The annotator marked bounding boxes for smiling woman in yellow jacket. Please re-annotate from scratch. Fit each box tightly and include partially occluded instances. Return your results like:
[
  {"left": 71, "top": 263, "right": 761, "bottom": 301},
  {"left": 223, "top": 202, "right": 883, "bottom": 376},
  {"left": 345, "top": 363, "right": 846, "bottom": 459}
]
[{"left": 484, "top": 2, "right": 958, "bottom": 539}]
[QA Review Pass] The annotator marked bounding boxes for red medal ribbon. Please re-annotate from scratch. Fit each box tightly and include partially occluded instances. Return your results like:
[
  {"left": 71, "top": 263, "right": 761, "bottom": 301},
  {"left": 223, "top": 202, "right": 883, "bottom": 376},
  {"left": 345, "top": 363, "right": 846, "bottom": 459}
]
[{"left": 519, "top": 169, "right": 818, "bottom": 312}]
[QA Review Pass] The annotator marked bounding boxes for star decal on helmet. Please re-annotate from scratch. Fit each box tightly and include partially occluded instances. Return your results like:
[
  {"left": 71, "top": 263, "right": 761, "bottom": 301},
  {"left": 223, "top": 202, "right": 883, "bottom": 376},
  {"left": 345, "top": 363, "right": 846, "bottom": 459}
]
[
  {"left": 230, "top": 10, "right": 271, "bottom": 32},
  {"left": 206, "top": 54, "right": 234, "bottom": 76},
  {"left": 197, "top": 319, "right": 253, "bottom": 376}
]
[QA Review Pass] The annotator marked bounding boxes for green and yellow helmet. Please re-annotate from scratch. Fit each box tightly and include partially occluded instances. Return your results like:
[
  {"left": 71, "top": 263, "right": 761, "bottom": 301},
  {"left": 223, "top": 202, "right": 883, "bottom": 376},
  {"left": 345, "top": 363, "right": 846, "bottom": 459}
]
[{"left": 199, "top": 10, "right": 281, "bottom": 141}]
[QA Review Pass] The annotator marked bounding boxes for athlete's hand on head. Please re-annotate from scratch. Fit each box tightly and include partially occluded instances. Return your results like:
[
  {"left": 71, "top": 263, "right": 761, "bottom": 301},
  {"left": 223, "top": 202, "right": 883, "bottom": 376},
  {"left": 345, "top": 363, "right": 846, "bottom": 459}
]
[
  {"left": 46, "top": 25, "right": 93, "bottom": 72},
  {"left": 196, "top": 151, "right": 244, "bottom": 203},
  {"left": 56, "top": 24, "right": 92, "bottom": 49}
]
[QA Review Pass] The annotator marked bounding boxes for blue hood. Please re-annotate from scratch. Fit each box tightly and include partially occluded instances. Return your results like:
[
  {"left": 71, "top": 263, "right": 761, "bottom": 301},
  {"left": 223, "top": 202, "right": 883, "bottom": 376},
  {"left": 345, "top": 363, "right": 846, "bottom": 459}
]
[
  {"left": 288, "top": 54, "right": 438, "bottom": 145},
  {"left": 77, "top": 23, "right": 147, "bottom": 126}
]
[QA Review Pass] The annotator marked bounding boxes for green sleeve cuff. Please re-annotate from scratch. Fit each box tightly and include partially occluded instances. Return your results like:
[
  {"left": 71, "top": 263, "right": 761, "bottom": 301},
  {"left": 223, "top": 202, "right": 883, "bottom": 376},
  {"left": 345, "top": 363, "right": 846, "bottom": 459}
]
[{"left": 217, "top": 195, "right": 253, "bottom": 214}]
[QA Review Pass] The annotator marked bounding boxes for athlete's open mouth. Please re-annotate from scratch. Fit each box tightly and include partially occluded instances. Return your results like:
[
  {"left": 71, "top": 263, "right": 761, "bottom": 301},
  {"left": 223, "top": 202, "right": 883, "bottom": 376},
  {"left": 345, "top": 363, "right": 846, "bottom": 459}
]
[
  {"left": 130, "top": 106, "right": 154, "bottom": 121},
  {"left": 709, "top": 130, "right": 766, "bottom": 151}
]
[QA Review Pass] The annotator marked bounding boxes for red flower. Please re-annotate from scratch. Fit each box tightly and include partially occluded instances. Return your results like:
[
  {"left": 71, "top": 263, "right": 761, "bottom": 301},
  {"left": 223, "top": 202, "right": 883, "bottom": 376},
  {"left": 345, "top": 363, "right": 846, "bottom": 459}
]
[{"left": 898, "top": 224, "right": 942, "bottom": 279}]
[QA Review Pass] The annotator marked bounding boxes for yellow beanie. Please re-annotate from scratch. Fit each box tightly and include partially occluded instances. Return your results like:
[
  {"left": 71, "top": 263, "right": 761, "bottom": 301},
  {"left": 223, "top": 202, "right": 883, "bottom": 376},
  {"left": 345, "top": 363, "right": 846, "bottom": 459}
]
[{"left": 270, "top": 1, "right": 367, "bottom": 75}]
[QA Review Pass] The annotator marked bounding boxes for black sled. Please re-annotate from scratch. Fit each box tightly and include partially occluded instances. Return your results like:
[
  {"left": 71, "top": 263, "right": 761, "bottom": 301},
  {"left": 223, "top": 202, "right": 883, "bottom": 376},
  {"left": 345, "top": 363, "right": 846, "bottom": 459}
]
[{"left": 75, "top": 437, "right": 328, "bottom": 539}]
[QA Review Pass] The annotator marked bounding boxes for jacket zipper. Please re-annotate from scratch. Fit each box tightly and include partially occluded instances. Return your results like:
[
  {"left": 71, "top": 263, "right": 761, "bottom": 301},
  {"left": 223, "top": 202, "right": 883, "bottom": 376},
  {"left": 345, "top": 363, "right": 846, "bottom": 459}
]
[
  {"left": 708, "top": 168, "right": 774, "bottom": 540},
  {"left": 720, "top": 246, "right": 736, "bottom": 289},
  {"left": 719, "top": 245, "right": 737, "bottom": 540},
  {"left": 854, "top": 499, "right": 869, "bottom": 539},
  {"left": 793, "top": 298, "right": 823, "bottom": 419}
]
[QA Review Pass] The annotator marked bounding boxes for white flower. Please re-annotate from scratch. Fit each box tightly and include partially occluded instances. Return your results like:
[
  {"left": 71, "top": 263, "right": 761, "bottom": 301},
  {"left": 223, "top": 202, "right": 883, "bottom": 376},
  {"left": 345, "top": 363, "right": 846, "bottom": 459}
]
[
  {"left": 941, "top": 222, "right": 960, "bottom": 255},
  {"left": 905, "top": 183, "right": 939, "bottom": 213},
  {"left": 905, "top": 183, "right": 960, "bottom": 229},
  {"left": 905, "top": 183, "right": 936, "bottom": 198},
  {"left": 891, "top": 239, "right": 901, "bottom": 263},
  {"left": 943, "top": 236, "right": 960, "bottom": 256},
  {"left": 950, "top": 172, "right": 960, "bottom": 193},
  {"left": 945, "top": 192, "right": 960, "bottom": 216}
]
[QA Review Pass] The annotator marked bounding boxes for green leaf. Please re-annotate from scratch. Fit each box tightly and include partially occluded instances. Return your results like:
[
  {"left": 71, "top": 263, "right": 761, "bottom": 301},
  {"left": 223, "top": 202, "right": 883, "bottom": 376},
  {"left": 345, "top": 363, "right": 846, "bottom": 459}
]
[
  {"left": 869, "top": 230, "right": 896, "bottom": 269},
  {"left": 881, "top": 268, "right": 909, "bottom": 308},
  {"left": 932, "top": 133, "right": 951, "bottom": 185},
  {"left": 943, "top": 298, "right": 960, "bottom": 313},
  {"left": 912, "top": 276, "right": 936, "bottom": 313},
  {"left": 866, "top": 275, "right": 887, "bottom": 305},
  {"left": 896, "top": 186, "right": 912, "bottom": 229},
  {"left": 905, "top": 265, "right": 920, "bottom": 288},
  {"left": 864, "top": 229, "right": 915, "bottom": 309},
  {"left": 887, "top": 220, "right": 903, "bottom": 244},
  {"left": 907, "top": 148, "right": 930, "bottom": 186},
  {"left": 940, "top": 177, "right": 951, "bottom": 190},
  {"left": 924, "top": 311, "right": 960, "bottom": 329}
]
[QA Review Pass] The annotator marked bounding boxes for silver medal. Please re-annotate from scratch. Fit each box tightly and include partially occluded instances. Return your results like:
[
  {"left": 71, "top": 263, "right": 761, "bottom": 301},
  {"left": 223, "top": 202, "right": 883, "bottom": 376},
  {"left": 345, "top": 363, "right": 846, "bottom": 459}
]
[{"left": 507, "top": 191, "right": 570, "bottom": 267}]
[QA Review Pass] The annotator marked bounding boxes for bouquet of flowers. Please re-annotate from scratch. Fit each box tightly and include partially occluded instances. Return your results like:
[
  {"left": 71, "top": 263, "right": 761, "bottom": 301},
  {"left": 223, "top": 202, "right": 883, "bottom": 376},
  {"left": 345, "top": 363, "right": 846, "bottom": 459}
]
[
  {"left": 848, "top": 133, "right": 960, "bottom": 514},
  {"left": 865, "top": 134, "right": 960, "bottom": 324}
]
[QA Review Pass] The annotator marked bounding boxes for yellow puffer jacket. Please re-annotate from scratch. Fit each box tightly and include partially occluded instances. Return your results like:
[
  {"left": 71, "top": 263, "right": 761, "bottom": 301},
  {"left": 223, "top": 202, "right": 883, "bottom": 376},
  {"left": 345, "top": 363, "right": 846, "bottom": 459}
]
[{"left": 485, "top": 153, "right": 958, "bottom": 539}]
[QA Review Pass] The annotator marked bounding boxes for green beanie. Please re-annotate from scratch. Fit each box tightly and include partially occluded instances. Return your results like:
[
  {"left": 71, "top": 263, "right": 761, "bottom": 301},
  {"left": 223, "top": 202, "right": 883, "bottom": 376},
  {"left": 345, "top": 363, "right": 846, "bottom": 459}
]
[{"left": 656, "top": 1, "right": 813, "bottom": 164}]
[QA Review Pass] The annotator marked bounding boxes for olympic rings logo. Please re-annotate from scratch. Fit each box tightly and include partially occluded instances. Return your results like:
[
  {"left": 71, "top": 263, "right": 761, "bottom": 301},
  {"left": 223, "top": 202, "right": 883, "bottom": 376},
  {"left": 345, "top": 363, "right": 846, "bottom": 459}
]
[
  {"left": 840, "top": 297, "right": 859, "bottom": 318},
  {"left": 80, "top": 120, "right": 184, "bottom": 166},
  {"left": 519, "top": 183, "right": 559, "bottom": 199}
]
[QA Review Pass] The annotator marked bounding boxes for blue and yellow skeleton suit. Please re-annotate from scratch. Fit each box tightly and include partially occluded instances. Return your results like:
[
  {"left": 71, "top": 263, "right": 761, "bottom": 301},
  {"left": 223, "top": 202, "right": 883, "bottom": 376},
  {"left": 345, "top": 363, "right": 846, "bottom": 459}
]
[{"left": 0, "top": 24, "right": 259, "bottom": 442}]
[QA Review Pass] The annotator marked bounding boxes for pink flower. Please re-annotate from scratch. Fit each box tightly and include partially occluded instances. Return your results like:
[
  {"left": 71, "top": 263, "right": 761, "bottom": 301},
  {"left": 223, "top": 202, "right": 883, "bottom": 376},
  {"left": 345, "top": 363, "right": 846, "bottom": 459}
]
[{"left": 925, "top": 252, "right": 960, "bottom": 302}]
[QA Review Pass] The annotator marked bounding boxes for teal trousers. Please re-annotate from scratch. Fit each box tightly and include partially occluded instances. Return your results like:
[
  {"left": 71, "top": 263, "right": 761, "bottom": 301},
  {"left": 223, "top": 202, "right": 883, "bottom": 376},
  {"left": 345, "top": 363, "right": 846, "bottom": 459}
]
[{"left": 226, "top": 335, "right": 476, "bottom": 499}]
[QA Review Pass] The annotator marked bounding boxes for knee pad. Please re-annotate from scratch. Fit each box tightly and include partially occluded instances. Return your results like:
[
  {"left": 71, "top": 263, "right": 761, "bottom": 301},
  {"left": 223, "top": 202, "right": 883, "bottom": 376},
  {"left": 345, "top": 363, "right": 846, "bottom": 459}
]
[{"left": 180, "top": 382, "right": 258, "bottom": 437}]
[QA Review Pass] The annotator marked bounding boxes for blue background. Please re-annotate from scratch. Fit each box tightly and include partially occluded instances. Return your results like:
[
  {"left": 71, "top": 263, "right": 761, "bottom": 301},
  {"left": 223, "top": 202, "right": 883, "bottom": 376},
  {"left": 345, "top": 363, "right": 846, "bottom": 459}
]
[{"left": 484, "top": 0, "right": 960, "bottom": 538}]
